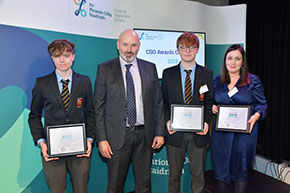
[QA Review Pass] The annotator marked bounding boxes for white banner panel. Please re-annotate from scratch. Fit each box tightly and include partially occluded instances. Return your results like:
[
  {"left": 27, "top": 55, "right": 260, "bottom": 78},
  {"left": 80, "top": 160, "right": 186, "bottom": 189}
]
[
  {"left": 0, "top": 0, "right": 70, "bottom": 32},
  {"left": 134, "top": 0, "right": 246, "bottom": 45},
  {"left": 0, "top": 0, "right": 134, "bottom": 39},
  {"left": 68, "top": 0, "right": 134, "bottom": 38},
  {"left": 202, "top": 4, "right": 246, "bottom": 45},
  {"left": 0, "top": 0, "right": 245, "bottom": 43}
]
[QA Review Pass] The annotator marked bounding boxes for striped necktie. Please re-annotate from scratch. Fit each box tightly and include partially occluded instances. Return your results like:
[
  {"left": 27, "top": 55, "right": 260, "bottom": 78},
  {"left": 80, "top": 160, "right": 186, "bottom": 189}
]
[
  {"left": 61, "top": 79, "right": 70, "bottom": 111},
  {"left": 184, "top": 70, "right": 192, "bottom": 105},
  {"left": 125, "top": 64, "right": 136, "bottom": 126}
]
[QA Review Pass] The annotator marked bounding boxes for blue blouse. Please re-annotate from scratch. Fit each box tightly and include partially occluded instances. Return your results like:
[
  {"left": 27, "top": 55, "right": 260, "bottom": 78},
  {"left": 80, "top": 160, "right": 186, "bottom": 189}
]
[{"left": 214, "top": 74, "right": 267, "bottom": 119}]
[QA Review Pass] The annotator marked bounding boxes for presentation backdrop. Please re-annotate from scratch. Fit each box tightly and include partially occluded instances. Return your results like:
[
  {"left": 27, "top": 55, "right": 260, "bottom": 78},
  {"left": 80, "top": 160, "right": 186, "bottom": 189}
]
[
  {"left": 135, "top": 29, "right": 206, "bottom": 79},
  {"left": 0, "top": 0, "right": 246, "bottom": 192}
]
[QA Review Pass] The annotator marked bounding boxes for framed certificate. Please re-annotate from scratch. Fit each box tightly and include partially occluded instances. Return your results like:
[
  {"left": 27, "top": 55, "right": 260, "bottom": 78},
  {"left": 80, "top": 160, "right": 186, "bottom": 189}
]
[
  {"left": 216, "top": 105, "right": 251, "bottom": 133},
  {"left": 170, "top": 104, "right": 204, "bottom": 132},
  {"left": 46, "top": 123, "right": 87, "bottom": 157}
]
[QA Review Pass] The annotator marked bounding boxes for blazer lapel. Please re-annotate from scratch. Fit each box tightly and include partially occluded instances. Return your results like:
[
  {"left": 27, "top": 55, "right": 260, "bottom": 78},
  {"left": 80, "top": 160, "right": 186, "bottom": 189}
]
[
  {"left": 67, "top": 72, "right": 80, "bottom": 113},
  {"left": 193, "top": 64, "right": 204, "bottom": 103},
  {"left": 137, "top": 59, "right": 146, "bottom": 100},
  {"left": 174, "top": 64, "right": 184, "bottom": 104},
  {"left": 113, "top": 58, "right": 126, "bottom": 100},
  {"left": 48, "top": 72, "right": 64, "bottom": 109}
]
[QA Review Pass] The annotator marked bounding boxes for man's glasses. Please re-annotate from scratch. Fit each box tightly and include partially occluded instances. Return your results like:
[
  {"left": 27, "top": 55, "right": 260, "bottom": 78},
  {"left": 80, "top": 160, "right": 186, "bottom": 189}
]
[{"left": 178, "top": 45, "right": 198, "bottom": 51}]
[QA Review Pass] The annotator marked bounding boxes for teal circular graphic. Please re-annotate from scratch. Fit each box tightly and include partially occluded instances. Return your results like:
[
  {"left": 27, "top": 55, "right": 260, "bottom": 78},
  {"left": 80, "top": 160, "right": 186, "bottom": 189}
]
[
  {"left": 0, "top": 86, "right": 27, "bottom": 138},
  {"left": 0, "top": 24, "right": 54, "bottom": 137}
]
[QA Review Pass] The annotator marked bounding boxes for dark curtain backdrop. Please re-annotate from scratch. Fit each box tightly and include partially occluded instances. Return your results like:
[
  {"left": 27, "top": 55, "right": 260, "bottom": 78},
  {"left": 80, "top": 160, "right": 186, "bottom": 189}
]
[{"left": 229, "top": 0, "right": 290, "bottom": 162}]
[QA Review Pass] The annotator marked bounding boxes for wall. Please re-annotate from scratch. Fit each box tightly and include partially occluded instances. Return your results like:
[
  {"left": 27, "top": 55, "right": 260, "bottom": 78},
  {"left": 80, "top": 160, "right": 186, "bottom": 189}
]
[{"left": 0, "top": 0, "right": 246, "bottom": 192}]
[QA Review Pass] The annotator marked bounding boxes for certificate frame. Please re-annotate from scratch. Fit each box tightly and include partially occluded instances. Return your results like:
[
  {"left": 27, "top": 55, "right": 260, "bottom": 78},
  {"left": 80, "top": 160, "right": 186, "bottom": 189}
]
[
  {"left": 46, "top": 123, "right": 87, "bottom": 157},
  {"left": 216, "top": 105, "right": 251, "bottom": 133},
  {"left": 170, "top": 104, "right": 204, "bottom": 132}
]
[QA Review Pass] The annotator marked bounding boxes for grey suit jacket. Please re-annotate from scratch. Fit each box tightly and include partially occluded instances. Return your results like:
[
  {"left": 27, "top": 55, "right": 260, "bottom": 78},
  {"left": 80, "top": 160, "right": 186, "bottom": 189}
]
[{"left": 94, "top": 57, "right": 165, "bottom": 150}]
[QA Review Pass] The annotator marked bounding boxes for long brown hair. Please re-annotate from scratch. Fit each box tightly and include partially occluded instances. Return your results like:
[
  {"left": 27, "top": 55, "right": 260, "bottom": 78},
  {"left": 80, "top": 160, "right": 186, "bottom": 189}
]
[{"left": 220, "top": 44, "right": 250, "bottom": 86}]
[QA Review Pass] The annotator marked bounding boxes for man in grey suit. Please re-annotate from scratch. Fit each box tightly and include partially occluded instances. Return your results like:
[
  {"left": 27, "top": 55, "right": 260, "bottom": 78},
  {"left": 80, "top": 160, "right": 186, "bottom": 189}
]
[{"left": 94, "top": 29, "right": 165, "bottom": 193}]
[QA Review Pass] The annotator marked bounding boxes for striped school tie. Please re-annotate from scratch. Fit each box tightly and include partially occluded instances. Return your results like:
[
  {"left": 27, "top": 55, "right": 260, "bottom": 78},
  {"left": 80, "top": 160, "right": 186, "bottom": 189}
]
[
  {"left": 61, "top": 79, "right": 70, "bottom": 111},
  {"left": 184, "top": 70, "right": 192, "bottom": 105}
]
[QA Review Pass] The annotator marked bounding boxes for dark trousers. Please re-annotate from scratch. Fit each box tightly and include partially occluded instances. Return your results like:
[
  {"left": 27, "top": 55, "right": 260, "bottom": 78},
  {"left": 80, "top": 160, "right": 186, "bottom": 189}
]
[
  {"left": 42, "top": 156, "right": 90, "bottom": 193},
  {"left": 166, "top": 133, "right": 206, "bottom": 193},
  {"left": 107, "top": 129, "right": 153, "bottom": 193}
]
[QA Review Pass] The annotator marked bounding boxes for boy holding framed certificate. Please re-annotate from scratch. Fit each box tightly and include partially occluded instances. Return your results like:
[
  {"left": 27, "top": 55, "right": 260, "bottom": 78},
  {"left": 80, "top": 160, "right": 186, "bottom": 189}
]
[
  {"left": 161, "top": 32, "right": 214, "bottom": 193},
  {"left": 28, "top": 39, "right": 95, "bottom": 193}
]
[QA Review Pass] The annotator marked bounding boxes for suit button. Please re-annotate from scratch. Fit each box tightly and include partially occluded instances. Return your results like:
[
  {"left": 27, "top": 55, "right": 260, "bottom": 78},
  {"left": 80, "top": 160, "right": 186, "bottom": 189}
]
[{"left": 65, "top": 118, "right": 69, "bottom": 122}]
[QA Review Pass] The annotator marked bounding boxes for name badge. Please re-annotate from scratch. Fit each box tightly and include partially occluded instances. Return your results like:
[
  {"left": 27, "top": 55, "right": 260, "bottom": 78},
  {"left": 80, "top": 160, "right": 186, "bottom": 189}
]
[
  {"left": 199, "top": 84, "right": 209, "bottom": 94},
  {"left": 228, "top": 87, "right": 238, "bottom": 98}
]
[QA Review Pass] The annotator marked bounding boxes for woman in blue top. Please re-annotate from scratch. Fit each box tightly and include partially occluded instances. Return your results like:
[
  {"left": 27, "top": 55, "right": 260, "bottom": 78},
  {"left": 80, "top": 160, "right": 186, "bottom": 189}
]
[{"left": 211, "top": 44, "right": 267, "bottom": 193}]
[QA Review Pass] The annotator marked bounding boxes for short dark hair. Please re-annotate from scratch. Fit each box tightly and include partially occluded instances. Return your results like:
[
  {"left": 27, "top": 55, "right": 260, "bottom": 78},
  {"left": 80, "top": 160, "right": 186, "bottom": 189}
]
[
  {"left": 48, "top": 39, "right": 75, "bottom": 57},
  {"left": 220, "top": 44, "right": 250, "bottom": 86},
  {"left": 176, "top": 32, "right": 199, "bottom": 48}
]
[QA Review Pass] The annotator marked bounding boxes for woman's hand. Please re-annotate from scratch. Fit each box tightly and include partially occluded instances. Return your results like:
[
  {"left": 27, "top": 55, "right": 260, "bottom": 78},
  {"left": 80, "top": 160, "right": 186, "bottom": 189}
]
[
  {"left": 212, "top": 105, "right": 218, "bottom": 114},
  {"left": 248, "top": 112, "right": 260, "bottom": 133}
]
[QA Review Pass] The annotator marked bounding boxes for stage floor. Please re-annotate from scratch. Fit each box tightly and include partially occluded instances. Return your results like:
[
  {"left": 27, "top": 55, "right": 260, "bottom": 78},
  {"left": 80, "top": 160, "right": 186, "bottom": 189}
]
[{"left": 205, "top": 169, "right": 290, "bottom": 193}]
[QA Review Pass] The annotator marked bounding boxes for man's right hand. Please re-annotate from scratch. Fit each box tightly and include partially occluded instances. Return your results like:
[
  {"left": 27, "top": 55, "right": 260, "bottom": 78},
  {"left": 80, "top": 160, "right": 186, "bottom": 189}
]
[
  {"left": 98, "top": 140, "right": 113, "bottom": 159},
  {"left": 39, "top": 141, "right": 59, "bottom": 162},
  {"left": 166, "top": 120, "right": 176, "bottom": 135}
]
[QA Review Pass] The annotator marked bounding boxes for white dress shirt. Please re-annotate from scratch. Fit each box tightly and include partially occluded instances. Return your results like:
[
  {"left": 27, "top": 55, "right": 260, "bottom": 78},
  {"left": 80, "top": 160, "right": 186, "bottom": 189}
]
[{"left": 119, "top": 56, "right": 144, "bottom": 126}]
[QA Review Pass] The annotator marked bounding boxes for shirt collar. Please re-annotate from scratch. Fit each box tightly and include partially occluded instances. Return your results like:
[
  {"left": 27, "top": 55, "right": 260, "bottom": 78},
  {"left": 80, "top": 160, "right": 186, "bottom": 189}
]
[
  {"left": 119, "top": 56, "right": 138, "bottom": 68},
  {"left": 179, "top": 63, "right": 196, "bottom": 73},
  {"left": 55, "top": 70, "right": 73, "bottom": 83}
]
